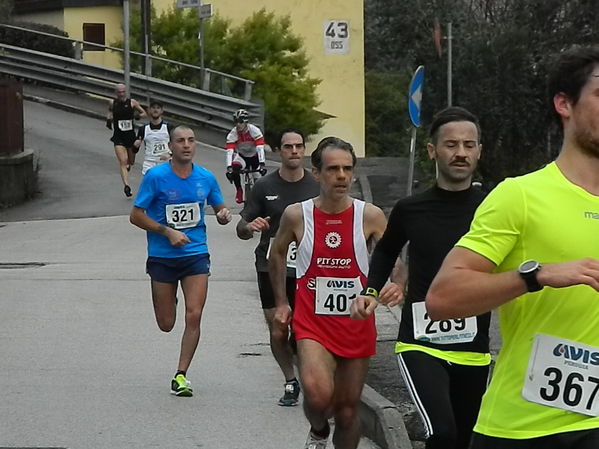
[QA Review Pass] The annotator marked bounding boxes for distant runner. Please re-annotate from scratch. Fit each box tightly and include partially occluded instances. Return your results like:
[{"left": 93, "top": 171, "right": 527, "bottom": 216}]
[{"left": 106, "top": 83, "right": 146, "bottom": 197}]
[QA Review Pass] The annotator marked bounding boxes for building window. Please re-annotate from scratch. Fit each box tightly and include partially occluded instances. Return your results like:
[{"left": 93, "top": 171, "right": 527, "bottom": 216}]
[{"left": 83, "top": 23, "right": 105, "bottom": 51}]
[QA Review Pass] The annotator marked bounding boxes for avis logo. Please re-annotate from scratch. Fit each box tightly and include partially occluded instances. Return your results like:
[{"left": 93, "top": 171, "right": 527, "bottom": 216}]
[
  {"left": 326, "top": 279, "right": 355, "bottom": 289},
  {"left": 325, "top": 232, "right": 342, "bottom": 248},
  {"left": 553, "top": 343, "right": 599, "bottom": 365}
]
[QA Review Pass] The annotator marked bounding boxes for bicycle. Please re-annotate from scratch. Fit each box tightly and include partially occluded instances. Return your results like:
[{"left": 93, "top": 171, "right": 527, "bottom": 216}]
[{"left": 240, "top": 167, "right": 266, "bottom": 204}]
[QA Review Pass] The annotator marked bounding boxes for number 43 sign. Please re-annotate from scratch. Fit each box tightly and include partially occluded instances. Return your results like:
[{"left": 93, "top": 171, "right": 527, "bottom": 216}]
[{"left": 324, "top": 20, "right": 349, "bottom": 54}]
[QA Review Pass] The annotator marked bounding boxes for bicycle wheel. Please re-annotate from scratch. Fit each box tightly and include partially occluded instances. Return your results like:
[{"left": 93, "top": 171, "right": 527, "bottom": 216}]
[{"left": 244, "top": 174, "right": 254, "bottom": 204}]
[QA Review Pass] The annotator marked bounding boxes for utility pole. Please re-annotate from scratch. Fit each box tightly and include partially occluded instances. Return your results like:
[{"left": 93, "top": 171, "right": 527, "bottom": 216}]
[
  {"left": 447, "top": 22, "right": 453, "bottom": 107},
  {"left": 198, "top": 1, "right": 205, "bottom": 88},
  {"left": 123, "top": 0, "right": 130, "bottom": 96}
]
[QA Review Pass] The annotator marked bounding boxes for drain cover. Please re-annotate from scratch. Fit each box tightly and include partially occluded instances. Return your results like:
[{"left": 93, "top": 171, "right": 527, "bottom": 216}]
[{"left": 0, "top": 262, "right": 46, "bottom": 269}]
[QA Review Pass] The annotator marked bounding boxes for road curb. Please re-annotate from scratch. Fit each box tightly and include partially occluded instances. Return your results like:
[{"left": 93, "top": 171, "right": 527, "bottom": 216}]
[
  {"left": 23, "top": 93, "right": 106, "bottom": 121},
  {"left": 360, "top": 384, "right": 413, "bottom": 449}
]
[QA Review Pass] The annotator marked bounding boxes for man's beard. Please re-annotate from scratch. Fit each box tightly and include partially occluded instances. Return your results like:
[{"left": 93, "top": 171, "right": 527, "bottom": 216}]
[{"left": 574, "top": 125, "right": 599, "bottom": 159}]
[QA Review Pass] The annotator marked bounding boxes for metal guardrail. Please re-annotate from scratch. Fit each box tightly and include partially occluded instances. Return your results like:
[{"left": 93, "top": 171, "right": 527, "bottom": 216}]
[
  {"left": 0, "top": 23, "right": 255, "bottom": 100},
  {"left": 0, "top": 42, "right": 263, "bottom": 131}
]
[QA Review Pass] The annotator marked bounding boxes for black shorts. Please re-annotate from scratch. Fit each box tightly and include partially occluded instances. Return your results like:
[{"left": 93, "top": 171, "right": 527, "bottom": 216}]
[
  {"left": 111, "top": 131, "right": 137, "bottom": 150},
  {"left": 470, "top": 428, "right": 599, "bottom": 449},
  {"left": 146, "top": 254, "right": 210, "bottom": 283},
  {"left": 257, "top": 271, "right": 295, "bottom": 310}
]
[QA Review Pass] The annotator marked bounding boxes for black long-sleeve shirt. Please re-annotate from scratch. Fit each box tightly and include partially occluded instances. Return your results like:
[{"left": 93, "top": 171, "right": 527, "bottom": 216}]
[{"left": 367, "top": 185, "right": 491, "bottom": 352}]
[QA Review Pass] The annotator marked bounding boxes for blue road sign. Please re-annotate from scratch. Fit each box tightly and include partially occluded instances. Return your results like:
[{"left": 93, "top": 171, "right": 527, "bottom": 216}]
[{"left": 408, "top": 65, "right": 425, "bottom": 128}]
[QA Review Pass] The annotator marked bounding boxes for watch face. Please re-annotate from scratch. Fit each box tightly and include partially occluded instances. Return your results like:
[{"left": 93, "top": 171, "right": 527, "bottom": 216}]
[{"left": 520, "top": 260, "right": 539, "bottom": 273}]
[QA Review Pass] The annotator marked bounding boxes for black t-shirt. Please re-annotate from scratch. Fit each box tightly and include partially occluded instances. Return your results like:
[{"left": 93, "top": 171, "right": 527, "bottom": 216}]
[
  {"left": 240, "top": 169, "right": 319, "bottom": 273},
  {"left": 112, "top": 98, "right": 135, "bottom": 137},
  {"left": 368, "top": 185, "right": 491, "bottom": 353}
]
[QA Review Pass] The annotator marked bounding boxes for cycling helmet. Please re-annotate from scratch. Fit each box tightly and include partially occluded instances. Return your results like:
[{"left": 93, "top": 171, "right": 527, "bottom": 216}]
[{"left": 233, "top": 109, "right": 250, "bottom": 124}]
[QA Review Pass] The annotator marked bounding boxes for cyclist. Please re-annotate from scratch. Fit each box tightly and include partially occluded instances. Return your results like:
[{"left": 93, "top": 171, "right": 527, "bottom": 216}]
[
  {"left": 134, "top": 100, "right": 173, "bottom": 175},
  {"left": 106, "top": 83, "right": 146, "bottom": 197},
  {"left": 225, "top": 109, "right": 267, "bottom": 203}
]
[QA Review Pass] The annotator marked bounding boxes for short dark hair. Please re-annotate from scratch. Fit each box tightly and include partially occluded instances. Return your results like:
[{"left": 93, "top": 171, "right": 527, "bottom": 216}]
[
  {"left": 169, "top": 124, "right": 193, "bottom": 142},
  {"left": 311, "top": 136, "right": 357, "bottom": 171},
  {"left": 277, "top": 128, "right": 305, "bottom": 148},
  {"left": 149, "top": 99, "right": 163, "bottom": 108},
  {"left": 547, "top": 45, "right": 599, "bottom": 123},
  {"left": 429, "top": 106, "right": 481, "bottom": 145}
]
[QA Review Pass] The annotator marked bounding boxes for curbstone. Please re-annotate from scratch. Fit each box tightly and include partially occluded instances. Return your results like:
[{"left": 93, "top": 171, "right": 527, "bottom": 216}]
[{"left": 360, "top": 384, "right": 413, "bottom": 449}]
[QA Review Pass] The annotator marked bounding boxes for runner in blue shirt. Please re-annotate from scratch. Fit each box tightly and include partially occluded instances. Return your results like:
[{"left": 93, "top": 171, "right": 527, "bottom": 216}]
[{"left": 130, "top": 125, "right": 232, "bottom": 397}]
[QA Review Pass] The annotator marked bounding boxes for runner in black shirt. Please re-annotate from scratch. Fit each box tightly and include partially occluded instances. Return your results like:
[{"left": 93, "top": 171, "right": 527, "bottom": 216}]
[
  {"left": 106, "top": 83, "right": 146, "bottom": 197},
  {"left": 236, "top": 128, "right": 319, "bottom": 406},
  {"left": 352, "top": 107, "right": 489, "bottom": 449}
]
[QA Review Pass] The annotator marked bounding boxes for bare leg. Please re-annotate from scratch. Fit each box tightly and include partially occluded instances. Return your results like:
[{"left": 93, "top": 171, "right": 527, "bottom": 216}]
[
  {"left": 114, "top": 145, "right": 130, "bottom": 186},
  {"left": 177, "top": 274, "right": 209, "bottom": 372},
  {"left": 331, "top": 357, "right": 369, "bottom": 449},
  {"left": 127, "top": 147, "right": 136, "bottom": 166},
  {"left": 264, "top": 308, "right": 295, "bottom": 380},
  {"left": 150, "top": 280, "right": 178, "bottom": 332},
  {"left": 298, "top": 339, "right": 336, "bottom": 433}
]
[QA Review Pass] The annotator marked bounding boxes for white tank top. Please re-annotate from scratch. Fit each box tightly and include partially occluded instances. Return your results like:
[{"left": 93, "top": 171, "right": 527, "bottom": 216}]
[{"left": 143, "top": 123, "right": 170, "bottom": 162}]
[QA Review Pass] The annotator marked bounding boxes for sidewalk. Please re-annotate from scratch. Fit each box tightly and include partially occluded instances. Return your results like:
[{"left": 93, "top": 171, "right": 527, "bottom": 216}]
[{"left": 0, "top": 215, "right": 385, "bottom": 449}]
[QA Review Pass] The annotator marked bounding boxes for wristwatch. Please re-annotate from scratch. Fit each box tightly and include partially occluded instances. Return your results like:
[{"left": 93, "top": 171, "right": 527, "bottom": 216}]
[{"left": 518, "top": 260, "right": 543, "bottom": 292}]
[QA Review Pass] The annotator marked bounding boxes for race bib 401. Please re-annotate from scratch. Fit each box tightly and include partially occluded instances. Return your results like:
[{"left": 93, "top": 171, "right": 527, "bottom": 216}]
[{"left": 315, "top": 276, "right": 362, "bottom": 316}]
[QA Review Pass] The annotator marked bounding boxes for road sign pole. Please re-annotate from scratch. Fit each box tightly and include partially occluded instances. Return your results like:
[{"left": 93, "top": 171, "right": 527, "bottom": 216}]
[
  {"left": 407, "top": 126, "right": 417, "bottom": 196},
  {"left": 407, "top": 65, "right": 424, "bottom": 197}
]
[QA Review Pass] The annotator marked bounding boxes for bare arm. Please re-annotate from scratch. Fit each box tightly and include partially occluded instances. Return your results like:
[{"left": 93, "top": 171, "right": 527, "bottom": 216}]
[
  {"left": 129, "top": 206, "right": 190, "bottom": 247},
  {"left": 269, "top": 204, "right": 301, "bottom": 309},
  {"left": 212, "top": 203, "right": 232, "bottom": 225},
  {"left": 351, "top": 204, "right": 403, "bottom": 318},
  {"left": 107, "top": 99, "right": 113, "bottom": 120},
  {"left": 236, "top": 216, "right": 271, "bottom": 240},
  {"left": 426, "top": 247, "right": 599, "bottom": 320},
  {"left": 132, "top": 99, "right": 147, "bottom": 119}
]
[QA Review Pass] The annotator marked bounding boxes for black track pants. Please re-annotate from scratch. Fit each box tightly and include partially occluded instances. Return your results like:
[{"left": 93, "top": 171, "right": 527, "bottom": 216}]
[{"left": 397, "top": 350, "right": 490, "bottom": 449}]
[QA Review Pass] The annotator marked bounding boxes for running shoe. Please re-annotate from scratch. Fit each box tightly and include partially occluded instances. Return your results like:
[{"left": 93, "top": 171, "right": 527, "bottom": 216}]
[
  {"left": 124, "top": 185, "right": 132, "bottom": 197},
  {"left": 235, "top": 187, "right": 243, "bottom": 204},
  {"left": 278, "top": 379, "right": 300, "bottom": 406},
  {"left": 170, "top": 374, "right": 193, "bottom": 397},
  {"left": 304, "top": 430, "right": 328, "bottom": 449}
]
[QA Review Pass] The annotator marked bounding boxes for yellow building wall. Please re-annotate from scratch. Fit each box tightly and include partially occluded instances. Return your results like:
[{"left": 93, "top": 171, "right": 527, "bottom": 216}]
[
  {"left": 154, "top": 0, "right": 366, "bottom": 156},
  {"left": 15, "top": 10, "right": 64, "bottom": 29},
  {"left": 63, "top": 7, "right": 122, "bottom": 69}
]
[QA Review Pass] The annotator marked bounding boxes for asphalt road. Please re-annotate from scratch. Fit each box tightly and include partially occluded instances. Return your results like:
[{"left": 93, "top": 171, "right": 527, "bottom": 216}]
[
  {"left": 0, "top": 100, "right": 249, "bottom": 222},
  {"left": 0, "top": 100, "right": 381, "bottom": 449}
]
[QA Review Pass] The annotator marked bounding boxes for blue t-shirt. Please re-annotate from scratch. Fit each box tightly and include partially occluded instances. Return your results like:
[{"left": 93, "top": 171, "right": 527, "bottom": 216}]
[{"left": 134, "top": 162, "right": 224, "bottom": 258}]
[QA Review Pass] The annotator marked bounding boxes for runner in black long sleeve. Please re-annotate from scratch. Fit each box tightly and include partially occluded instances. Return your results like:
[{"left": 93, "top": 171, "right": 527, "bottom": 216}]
[{"left": 352, "top": 107, "right": 490, "bottom": 449}]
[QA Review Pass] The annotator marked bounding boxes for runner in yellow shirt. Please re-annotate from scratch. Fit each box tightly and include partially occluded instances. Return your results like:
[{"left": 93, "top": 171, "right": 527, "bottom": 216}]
[{"left": 426, "top": 45, "right": 599, "bottom": 448}]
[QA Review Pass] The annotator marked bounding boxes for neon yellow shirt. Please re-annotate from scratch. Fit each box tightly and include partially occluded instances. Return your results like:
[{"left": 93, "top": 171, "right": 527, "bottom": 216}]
[{"left": 457, "top": 162, "right": 599, "bottom": 439}]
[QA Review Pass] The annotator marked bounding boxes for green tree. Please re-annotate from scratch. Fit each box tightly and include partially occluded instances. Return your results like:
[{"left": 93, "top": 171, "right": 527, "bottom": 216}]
[
  {"left": 365, "top": 0, "right": 599, "bottom": 188},
  {"left": 0, "top": 0, "right": 13, "bottom": 21},
  {"left": 117, "top": 5, "right": 323, "bottom": 145},
  {"left": 364, "top": 71, "right": 411, "bottom": 157}
]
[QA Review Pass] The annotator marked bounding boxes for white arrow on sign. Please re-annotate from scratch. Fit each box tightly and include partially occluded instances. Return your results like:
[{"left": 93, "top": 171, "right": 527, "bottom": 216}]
[{"left": 411, "top": 85, "right": 422, "bottom": 110}]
